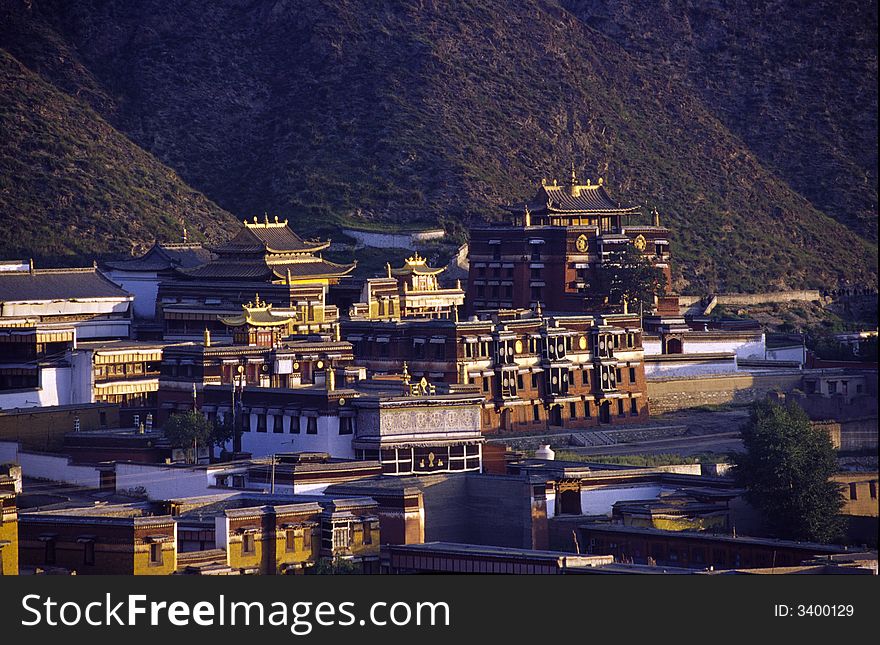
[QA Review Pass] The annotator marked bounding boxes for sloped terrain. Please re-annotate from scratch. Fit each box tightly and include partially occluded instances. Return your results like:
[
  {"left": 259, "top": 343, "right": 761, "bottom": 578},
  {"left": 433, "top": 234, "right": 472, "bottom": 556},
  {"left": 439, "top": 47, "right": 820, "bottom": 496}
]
[{"left": 0, "top": 0, "right": 875, "bottom": 290}]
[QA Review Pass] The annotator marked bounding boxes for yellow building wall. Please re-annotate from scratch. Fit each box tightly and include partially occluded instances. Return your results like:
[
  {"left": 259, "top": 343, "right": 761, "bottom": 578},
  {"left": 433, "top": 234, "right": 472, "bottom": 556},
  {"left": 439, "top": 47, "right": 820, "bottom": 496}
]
[
  {"left": 133, "top": 543, "right": 177, "bottom": 576},
  {"left": 273, "top": 528, "right": 318, "bottom": 574},
  {"left": 625, "top": 515, "right": 728, "bottom": 532},
  {"left": 0, "top": 514, "right": 18, "bottom": 575},
  {"left": 227, "top": 534, "right": 268, "bottom": 573}
]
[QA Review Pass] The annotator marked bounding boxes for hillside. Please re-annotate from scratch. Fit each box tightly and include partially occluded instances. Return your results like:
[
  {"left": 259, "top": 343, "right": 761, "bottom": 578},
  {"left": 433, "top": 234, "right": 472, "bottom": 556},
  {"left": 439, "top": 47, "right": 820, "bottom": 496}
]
[
  {"left": 0, "top": 50, "right": 237, "bottom": 264},
  {"left": 564, "top": 0, "right": 878, "bottom": 242},
  {"left": 0, "top": 0, "right": 876, "bottom": 291}
]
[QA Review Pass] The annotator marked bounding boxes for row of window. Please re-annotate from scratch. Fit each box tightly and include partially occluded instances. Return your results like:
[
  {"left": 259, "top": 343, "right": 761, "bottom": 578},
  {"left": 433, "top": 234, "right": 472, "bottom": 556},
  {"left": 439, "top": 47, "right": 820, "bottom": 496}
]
[
  {"left": 243, "top": 413, "right": 355, "bottom": 435},
  {"left": 474, "top": 365, "right": 638, "bottom": 397}
]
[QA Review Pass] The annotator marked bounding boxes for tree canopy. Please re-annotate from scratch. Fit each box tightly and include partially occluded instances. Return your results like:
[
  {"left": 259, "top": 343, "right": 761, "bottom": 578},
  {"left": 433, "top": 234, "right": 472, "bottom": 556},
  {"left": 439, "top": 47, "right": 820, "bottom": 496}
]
[
  {"left": 731, "top": 399, "right": 845, "bottom": 543},
  {"left": 596, "top": 244, "right": 666, "bottom": 312},
  {"left": 163, "top": 411, "right": 231, "bottom": 463}
]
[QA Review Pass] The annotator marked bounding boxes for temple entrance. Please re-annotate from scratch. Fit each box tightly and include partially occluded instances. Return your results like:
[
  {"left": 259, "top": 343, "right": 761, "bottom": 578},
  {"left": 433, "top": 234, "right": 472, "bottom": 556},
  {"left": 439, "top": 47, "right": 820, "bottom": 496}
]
[
  {"left": 665, "top": 337, "right": 683, "bottom": 354},
  {"left": 557, "top": 488, "right": 582, "bottom": 515},
  {"left": 549, "top": 405, "right": 562, "bottom": 427},
  {"left": 599, "top": 401, "right": 611, "bottom": 424}
]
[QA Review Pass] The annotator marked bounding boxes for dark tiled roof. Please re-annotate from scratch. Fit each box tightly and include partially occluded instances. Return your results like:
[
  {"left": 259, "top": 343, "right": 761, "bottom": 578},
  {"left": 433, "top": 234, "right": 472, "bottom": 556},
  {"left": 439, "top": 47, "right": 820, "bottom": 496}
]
[
  {"left": 271, "top": 259, "right": 356, "bottom": 279},
  {"left": 104, "top": 244, "right": 214, "bottom": 271},
  {"left": 508, "top": 184, "right": 640, "bottom": 214},
  {"left": 212, "top": 222, "right": 328, "bottom": 254},
  {"left": 176, "top": 258, "right": 355, "bottom": 281},
  {"left": 176, "top": 260, "right": 275, "bottom": 280},
  {"left": 0, "top": 268, "right": 131, "bottom": 302}
]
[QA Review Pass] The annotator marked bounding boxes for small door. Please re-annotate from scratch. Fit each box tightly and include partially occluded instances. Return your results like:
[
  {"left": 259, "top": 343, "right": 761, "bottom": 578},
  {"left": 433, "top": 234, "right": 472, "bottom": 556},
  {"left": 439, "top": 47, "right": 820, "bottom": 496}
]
[{"left": 599, "top": 401, "right": 611, "bottom": 424}]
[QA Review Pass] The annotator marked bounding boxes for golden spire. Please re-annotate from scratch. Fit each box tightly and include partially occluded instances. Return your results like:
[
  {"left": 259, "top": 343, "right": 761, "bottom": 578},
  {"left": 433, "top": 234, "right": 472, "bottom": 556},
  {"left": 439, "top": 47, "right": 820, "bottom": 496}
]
[
  {"left": 402, "top": 361, "right": 410, "bottom": 384},
  {"left": 386, "top": 262, "right": 392, "bottom": 279},
  {"left": 524, "top": 205, "right": 531, "bottom": 227},
  {"left": 653, "top": 207, "right": 661, "bottom": 227}
]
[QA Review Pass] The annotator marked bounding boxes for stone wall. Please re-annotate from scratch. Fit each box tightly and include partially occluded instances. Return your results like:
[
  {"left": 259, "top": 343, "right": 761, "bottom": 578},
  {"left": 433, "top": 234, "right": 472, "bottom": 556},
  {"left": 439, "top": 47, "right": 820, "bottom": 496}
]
[
  {"left": 647, "top": 372, "right": 804, "bottom": 413},
  {"left": 341, "top": 228, "right": 445, "bottom": 250}
]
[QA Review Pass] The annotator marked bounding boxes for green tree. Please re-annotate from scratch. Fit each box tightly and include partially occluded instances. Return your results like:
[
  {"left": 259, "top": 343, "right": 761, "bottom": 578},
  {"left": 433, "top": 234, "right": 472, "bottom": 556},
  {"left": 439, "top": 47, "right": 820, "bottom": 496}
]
[
  {"left": 162, "top": 411, "right": 215, "bottom": 464},
  {"left": 731, "top": 400, "right": 845, "bottom": 543},
  {"left": 596, "top": 244, "right": 666, "bottom": 312}
]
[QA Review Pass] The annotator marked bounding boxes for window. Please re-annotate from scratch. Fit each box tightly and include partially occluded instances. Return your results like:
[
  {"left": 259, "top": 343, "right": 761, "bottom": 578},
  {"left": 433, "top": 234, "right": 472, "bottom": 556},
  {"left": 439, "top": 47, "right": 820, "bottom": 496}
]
[
  {"left": 433, "top": 343, "right": 445, "bottom": 360},
  {"left": 150, "top": 543, "right": 163, "bottom": 565},
  {"left": 339, "top": 416, "right": 354, "bottom": 435},
  {"left": 303, "top": 527, "right": 312, "bottom": 550},
  {"left": 629, "top": 367, "right": 636, "bottom": 383},
  {"left": 584, "top": 401, "right": 591, "bottom": 418},
  {"left": 531, "top": 373, "right": 539, "bottom": 389},
  {"left": 256, "top": 414, "right": 267, "bottom": 433},
  {"left": 272, "top": 415, "right": 283, "bottom": 434},
  {"left": 306, "top": 417, "right": 318, "bottom": 435},
  {"left": 492, "top": 245, "right": 501, "bottom": 261},
  {"left": 533, "top": 405, "right": 541, "bottom": 422},
  {"left": 363, "top": 522, "right": 373, "bottom": 545},
  {"left": 582, "top": 370, "right": 589, "bottom": 385},
  {"left": 569, "top": 402, "right": 577, "bottom": 419},
  {"left": 242, "top": 533, "right": 256, "bottom": 555},
  {"left": 869, "top": 481, "right": 877, "bottom": 499},
  {"left": 517, "top": 374, "right": 525, "bottom": 390},
  {"left": 631, "top": 398, "right": 638, "bottom": 415},
  {"left": 83, "top": 540, "right": 95, "bottom": 566},
  {"left": 333, "top": 526, "right": 350, "bottom": 550},
  {"left": 617, "top": 399, "right": 625, "bottom": 416},
  {"left": 482, "top": 376, "right": 490, "bottom": 393},
  {"left": 616, "top": 368, "right": 623, "bottom": 383},
  {"left": 286, "top": 529, "right": 297, "bottom": 552},
  {"left": 849, "top": 483, "right": 858, "bottom": 500}
]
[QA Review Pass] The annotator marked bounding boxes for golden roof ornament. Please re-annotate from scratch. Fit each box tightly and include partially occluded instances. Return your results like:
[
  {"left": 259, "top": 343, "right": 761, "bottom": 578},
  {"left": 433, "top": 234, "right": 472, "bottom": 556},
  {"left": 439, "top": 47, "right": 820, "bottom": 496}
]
[{"left": 402, "top": 361, "right": 410, "bottom": 384}]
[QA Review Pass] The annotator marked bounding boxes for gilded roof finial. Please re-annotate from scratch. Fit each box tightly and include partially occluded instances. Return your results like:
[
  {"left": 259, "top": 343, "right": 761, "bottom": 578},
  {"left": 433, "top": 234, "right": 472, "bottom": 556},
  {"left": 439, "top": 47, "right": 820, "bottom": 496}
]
[
  {"left": 274, "top": 215, "right": 279, "bottom": 223},
  {"left": 264, "top": 212, "right": 269, "bottom": 225},
  {"left": 653, "top": 207, "right": 661, "bottom": 227},
  {"left": 535, "top": 301, "right": 543, "bottom": 317},
  {"left": 402, "top": 361, "right": 410, "bottom": 384},
  {"left": 569, "top": 161, "right": 577, "bottom": 186},
  {"left": 524, "top": 205, "right": 531, "bottom": 227},
  {"left": 254, "top": 293, "right": 261, "bottom": 306}
]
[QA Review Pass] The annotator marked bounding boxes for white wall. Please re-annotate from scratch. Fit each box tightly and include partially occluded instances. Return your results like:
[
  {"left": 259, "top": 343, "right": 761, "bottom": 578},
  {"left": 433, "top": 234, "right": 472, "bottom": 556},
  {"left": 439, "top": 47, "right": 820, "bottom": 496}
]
[
  {"left": 114, "top": 462, "right": 216, "bottom": 499},
  {"left": 106, "top": 271, "right": 160, "bottom": 319},
  {"left": 0, "top": 443, "right": 102, "bottom": 488},
  {"left": 0, "top": 365, "right": 72, "bottom": 410},
  {"left": 241, "top": 413, "right": 355, "bottom": 458},
  {"left": 683, "top": 336, "right": 765, "bottom": 359},
  {"left": 765, "top": 345, "right": 806, "bottom": 364},
  {"left": 580, "top": 485, "right": 672, "bottom": 516},
  {"left": 644, "top": 359, "right": 738, "bottom": 379}
]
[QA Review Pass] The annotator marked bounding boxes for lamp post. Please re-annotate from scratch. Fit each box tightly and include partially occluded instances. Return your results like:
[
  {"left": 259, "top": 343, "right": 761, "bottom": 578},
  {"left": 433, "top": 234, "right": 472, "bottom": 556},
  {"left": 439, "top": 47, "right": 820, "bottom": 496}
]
[{"left": 270, "top": 439, "right": 296, "bottom": 494}]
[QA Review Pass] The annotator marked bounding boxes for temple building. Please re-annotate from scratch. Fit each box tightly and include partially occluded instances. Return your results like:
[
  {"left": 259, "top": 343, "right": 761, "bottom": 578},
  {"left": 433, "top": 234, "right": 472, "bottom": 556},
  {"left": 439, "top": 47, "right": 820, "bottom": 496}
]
[
  {"left": 466, "top": 171, "right": 671, "bottom": 313},
  {"left": 342, "top": 307, "right": 649, "bottom": 434},
  {"left": 348, "top": 252, "right": 465, "bottom": 321},
  {"left": 104, "top": 242, "right": 214, "bottom": 324},
  {"left": 157, "top": 217, "right": 355, "bottom": 341}
]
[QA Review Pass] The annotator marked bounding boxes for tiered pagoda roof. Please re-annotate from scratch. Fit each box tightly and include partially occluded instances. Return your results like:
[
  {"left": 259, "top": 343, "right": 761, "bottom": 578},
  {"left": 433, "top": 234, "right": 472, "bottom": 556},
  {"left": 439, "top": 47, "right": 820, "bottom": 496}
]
[
  {"left": 389, "top": 252, "right": 445, "bottom": 277},
  {"left": 219, "top": 296, "right": 298, "bottom": 328},
  {"left": 210, "top": 216, "right": 329, "bottom": 254},
  {"left": 175, "top": 216, "right": 356, "bottom": 282},
  {"left": 504, "top": 174, "right": 640, "bottom": 216}
]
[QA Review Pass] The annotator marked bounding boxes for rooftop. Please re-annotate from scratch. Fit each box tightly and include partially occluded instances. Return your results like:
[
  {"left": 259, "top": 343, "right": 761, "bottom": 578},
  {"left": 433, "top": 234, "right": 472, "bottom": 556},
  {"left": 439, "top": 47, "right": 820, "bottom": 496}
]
[
  {"left": 0, "top": 265, "right": 132, "bottom": 302},
  {"left": 104, "top": 243, "right": 214, "bottom": 272}
]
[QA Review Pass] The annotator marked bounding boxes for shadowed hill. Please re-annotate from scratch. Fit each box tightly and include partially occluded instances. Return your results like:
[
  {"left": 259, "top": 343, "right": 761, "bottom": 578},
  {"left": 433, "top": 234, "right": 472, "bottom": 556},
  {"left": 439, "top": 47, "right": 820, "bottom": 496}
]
[
  {"left": 0, "top": 0, "right": 875, "bottom": 291},
  {"left": 0, "top": 49, "right": 237, "bottom": 264}
]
